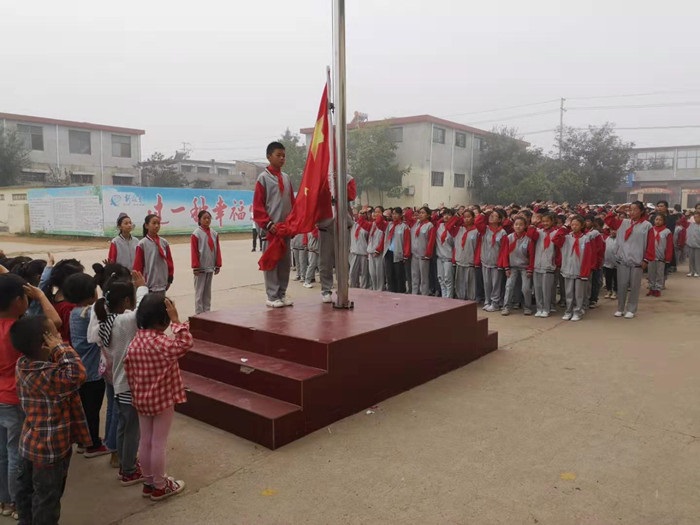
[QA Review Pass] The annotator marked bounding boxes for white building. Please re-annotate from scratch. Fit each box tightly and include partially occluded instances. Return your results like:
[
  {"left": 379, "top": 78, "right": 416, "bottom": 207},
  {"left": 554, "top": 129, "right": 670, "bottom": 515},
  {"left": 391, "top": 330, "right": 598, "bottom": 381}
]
[
  {"left": 0, "top": 112, "right": 144, "bottom": 186},
  {"left": 302, "top": 114, "right": 493, "bottom": 208}
]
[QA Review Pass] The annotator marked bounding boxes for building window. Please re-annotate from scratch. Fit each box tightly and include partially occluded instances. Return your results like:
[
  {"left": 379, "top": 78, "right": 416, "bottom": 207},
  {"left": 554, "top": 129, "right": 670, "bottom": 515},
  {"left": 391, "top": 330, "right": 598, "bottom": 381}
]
[
  {"left": 217, "top": 168, "right": 229, "bottom": 176},
  {"left": 12, "top": 194, "right": 27, "bottom": 201},
  {"left": 21, "top": 171, "right": 46, "bottom": 183},
  {"left": 113, "top": 176, "right": 133, "bottom": 185},
  {"left": 677, "top": 149, "right": 699, "bottom": 170},
  {"left": 454, "top": 173, "right": 466, "bottom": 188},
  {"left": 181, "top": 165, "right": 193, "bottom": 173},
  {"left": 455, "top": 132, "right": 466, "bottom": 148},
  {"left": 474, "top": 137, "right": 484, "bottom": 151},
  {"left": 71, "top": 173, "right": 94, "bottom": 184},
  {"left": 431, "top": 171, "right": 444, "bottom": 187},
  {"left": 111, "top": 134, "right": 132, "bottom": 158},
  {"left": 634, "top": 151, "right": 674, "bottom": 170},
  {"left": 389, "top": 127, "right": 403, "bottom": 143},
  {"left": 197, "top": 166, "right": 210, "bottom": 174},
  {"left": 432, "top": 127, "right": 446, "bottom": 144},
  {"left": 69, "top": 130, "right": 91, "bottom": 154},
  {"left": 17, "top": 124, "right": 44, "bottom": 151}
]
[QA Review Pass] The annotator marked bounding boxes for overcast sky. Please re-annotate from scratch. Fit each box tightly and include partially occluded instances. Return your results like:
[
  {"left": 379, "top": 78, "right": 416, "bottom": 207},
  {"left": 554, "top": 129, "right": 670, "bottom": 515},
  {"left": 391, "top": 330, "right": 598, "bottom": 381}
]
[{"left": 2, "top": 0, "right": 700, "bottom": 162}]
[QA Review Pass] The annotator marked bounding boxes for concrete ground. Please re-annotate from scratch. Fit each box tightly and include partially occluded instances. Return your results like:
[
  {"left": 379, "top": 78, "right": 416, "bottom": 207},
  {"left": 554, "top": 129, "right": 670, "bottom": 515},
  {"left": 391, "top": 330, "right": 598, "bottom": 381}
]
[{"left": 2, "top": 235, "right": 699, "bottom": 525}]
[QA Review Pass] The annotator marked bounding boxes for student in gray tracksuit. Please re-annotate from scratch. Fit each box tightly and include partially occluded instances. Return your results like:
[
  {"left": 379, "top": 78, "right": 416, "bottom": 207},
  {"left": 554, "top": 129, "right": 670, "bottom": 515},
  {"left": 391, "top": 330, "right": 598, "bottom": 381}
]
[
  {"left": 500, "top": 217, "right": 535, "bottom": 316},
  {"left": 453, "top": 210, "right": 482, "bottom": 301},
  {"left": 291, "top": 233, "right": 307, "bottom": 282},
  {"left": 559, "top": 217, "right": 593, "bottom": 321},
  {"left": 304, "top": 229, "right": 320, "bottom": 286},
  {"left": 527, "top": 213, "right": 565, "bottom": 318},
  {"left": 410, "top": 207, "right": 436, "bottom": 296},
  {"left": 645, "top": 214, "right": 674, "bottom": 295},
  {"left": 604, "top": 202, "right": 653, "bottom": 317},
  {"left": 350, "top": 218, "right": 370, "bottom": 289},
  {"left": 435, "top": 210, "right": 459, "bottom": 299},
  {"left": 364, "top": 207, "right": 387, "bottom": 291},
  {"left": 253, "top": 142, "right": 295, "bottom": 307},
  {"left": 686, "top": 211, "right": 700, "bottom": 277},
  {"left": 191, "top": 210, "right": 222, "bottom": 314},
  {"left": 479, "top": 210, "right": 508, "bottom": 311},
  {"left": 107, "top": 213, "right": 139, "bottom": 270}
]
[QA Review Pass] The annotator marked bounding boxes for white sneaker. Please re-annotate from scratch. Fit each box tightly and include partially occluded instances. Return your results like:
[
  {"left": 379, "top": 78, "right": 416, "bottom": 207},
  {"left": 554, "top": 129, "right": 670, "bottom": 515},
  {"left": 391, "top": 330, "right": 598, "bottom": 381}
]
[
  {"left": 303, "top": 282, "right": 314, "bottom": 288},
  {"left": 280, "top": 296, "right": 294, "bottom": 307},
  {"left": 614, "top": 311, "right": 624, "bottom": 317},
  {"left": 694, "top": 274, "right": 700, "bottom": 278},
  {"left": 624, "top": 312, "right": 635, "bottom": 319},
  {"left": 562, "top": 313, "right": 572, "bottom": 321},
  {"left": 541, "top": 311, "right": 550, "bottom": 318},
  {"left": 266, "top": 299, "right": 284, "bottom": 308},
  {"left": 485, "top": 304, "right": 497, "bottom": 312},
  {"left": 321, "top": 293, "right": 333, "bottom": 304},
  {"left": 571, "top": 314, "right": 582, "bottom": 322},
  {"left": 482, "top": 304, "right": 490, "bottom": 311},
  {"left": 501, "top": 308, "right": 510, "bottom": 316},
  {"left": 687, "top": 273, "right": 694, "bottom": 277},
  {"left": 534, "top": 311, "right": 543, "bottom": 318}
]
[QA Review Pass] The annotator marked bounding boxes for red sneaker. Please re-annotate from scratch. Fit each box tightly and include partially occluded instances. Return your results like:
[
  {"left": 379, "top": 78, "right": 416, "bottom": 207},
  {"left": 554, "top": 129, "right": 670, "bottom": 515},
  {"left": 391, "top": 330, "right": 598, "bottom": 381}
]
[
  {"left": 142, "top": 483, "right": 155, "bottom": 498},
  {"left": 84, "top": 444, "right": 110, "bottom": 458},
  {"left": 119, "top": 468, "right": 146, "bottom": 487},
  {"left": 150, "top": 477, "right": 185, "bottom": 501}
]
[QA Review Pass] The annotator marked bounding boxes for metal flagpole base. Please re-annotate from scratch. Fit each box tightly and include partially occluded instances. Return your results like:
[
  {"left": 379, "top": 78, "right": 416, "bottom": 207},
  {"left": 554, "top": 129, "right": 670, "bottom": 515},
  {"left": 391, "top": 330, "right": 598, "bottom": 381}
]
[{"left": 333, "top": 297, "right": 354, "bottom": 309}]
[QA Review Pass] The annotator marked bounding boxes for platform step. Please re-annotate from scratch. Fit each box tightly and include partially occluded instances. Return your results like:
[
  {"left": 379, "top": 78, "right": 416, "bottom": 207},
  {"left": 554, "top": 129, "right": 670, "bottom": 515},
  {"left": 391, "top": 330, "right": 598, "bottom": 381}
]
[
  {"left": 177, "top": 371, "right": 304, "bottom": 449},
  {"left": 181, "top": 340, "right": 326, "bottom": 405}
]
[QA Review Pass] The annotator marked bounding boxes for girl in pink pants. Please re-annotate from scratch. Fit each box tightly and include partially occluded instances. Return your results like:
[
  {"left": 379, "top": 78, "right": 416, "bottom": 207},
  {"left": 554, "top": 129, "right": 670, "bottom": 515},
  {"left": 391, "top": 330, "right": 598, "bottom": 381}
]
[{"left": 125, "top": 294, "right": 193, "bottom": 501}]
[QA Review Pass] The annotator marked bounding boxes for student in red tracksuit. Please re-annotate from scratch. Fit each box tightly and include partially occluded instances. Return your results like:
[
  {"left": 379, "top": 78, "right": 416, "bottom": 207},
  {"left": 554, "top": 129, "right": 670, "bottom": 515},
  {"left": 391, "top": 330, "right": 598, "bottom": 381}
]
[
  {"left": 499, "top": 216, "right": 535, "bottom": 316},
  {"left": 645, "top": 214, "right": 674, "bottom": 296}
]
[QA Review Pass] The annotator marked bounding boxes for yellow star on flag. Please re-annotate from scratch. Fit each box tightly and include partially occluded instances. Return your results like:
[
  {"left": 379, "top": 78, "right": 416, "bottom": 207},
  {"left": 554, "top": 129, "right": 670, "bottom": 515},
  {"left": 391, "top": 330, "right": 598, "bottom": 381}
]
[{"left": 309, "top": 115, "right": 325, "bottom": 160}]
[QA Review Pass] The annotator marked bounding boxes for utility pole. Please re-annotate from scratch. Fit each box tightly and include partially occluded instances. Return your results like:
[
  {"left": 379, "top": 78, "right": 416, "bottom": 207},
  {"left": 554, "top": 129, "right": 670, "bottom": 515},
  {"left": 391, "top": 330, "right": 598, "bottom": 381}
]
[{"left": 558, "top": 97, "right": 566, "bottom": 160}]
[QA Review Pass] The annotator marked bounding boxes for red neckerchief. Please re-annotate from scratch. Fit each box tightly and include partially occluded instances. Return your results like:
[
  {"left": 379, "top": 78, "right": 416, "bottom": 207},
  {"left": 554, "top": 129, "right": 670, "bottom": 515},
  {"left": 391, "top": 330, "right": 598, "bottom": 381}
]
[
  {"left": 461, "top": 225, "right": 476, "bottom": 248},
  {"left": 543, "top": 228, "right": 553, "bottom": 250},
  {"left": 354, "top": 223, "right": 361, "bottom": 240},
  {"left": 200, "top": 226, "right": 215, "bottom": 251},
  {"left": 266, "top": 165, "right": 285, "bottom": 193},
  {"left": 387, "top": 221, "right": 400, "bottom": 244},
  {"left": 488, "top": 225, "right": 502, "bottom": 247},
  {"left": 370, "top": 217, "right": 383, "bottom": 237},
  {"left": 509, "top": 232, "right": 525, "bottom": 253},
  {"left": 415, "top": 219, "right": 430, "bottom": 238},
  {"left": 624, "top": 217, "right": 644, "bottom": 241},
  {"left": 571, "top": 231, "right": 583, "bottom": 257},
  {"left": 147, "top": 234, "right": 166, "bottom": 259},
  {"left": 440, "top": 222, "right": 450, "bottom": 244},
  {"left": 653, "top": 224, "right": 666, "bottom": 243}
]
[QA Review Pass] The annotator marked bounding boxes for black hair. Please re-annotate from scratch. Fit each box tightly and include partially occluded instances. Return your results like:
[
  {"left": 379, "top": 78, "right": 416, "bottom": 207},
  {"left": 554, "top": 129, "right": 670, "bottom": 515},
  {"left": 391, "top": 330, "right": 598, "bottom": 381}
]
[
  {"left": 93, "top": 262, "right": 130, "bottom": 292},
  {"left": 0, "top": 274, "right": 27, "bottom": 311},
  {"left": 14, "top": 259, "right": 47, "bottom": 286},
  {"left": 656, "top": 200, "right": 669, "bottom": 207},
  {"left": 593, "top": 217, "right": 605, "bottom": 229},
  {"left": 630, "top": 201, "right": 646, "bottom": 215},
  {"left": 442, "top": 208, "right": 455, "bottom": 216},
  {"left": 198, "top": 210, "right": 212, "bottom": 223},
  {"left": 142, "top": 214, "right": 159, "bottom": 238},
  {"left": 570, "top": 214, "right": 586, "bottom": 226},
  {"left": 512, "top": 216, "right": 528, "bottom": 226},
  {"left": 472, "top": 205, "right": 482, "bottom": 213},
  {"left": 136, "top": 293, "right": 169, "bottom": 330},
  {"left": 418, "top": 206, "right": 431, "bottom": 216},
  {"left": 42, "top": 258, "right": 84, "bottom": 302},
  {"left": 674, "top": 204, "right": 682, "bottom": 212},
  {"left": 3, "top": 256, "right": 32, "bottom": 273},
  {"left": 374, "top": 205, "right": 384, "bottom": 213},
  {"left": 117, "top": 214, "right": 131, "bottom": 227},
  {"left": 392, "top": 207, "right": 403, "bottom": 216},
  {"left": 266, "top": 141, "right": 285, "bottom": 157},
  {"left": 62, "top": 272, "right": 96, "bottom": 304},
  {"left": 9, "top": 315, "right": 46, "bottom": 360},
  {"left": 94, "top": 278, "right": 135, "bottom": 322},
  {"left": 462, "top": 209, "right": 476, "bottom": 219}
]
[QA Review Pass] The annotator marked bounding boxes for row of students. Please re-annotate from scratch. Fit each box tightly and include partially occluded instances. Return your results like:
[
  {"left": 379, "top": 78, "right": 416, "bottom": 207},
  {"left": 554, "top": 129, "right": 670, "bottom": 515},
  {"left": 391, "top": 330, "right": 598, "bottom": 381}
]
[
  {"left": 343, "top": 202, "right": 700, "bottom": 320},
  {"left": 107, "top": 211, "right": 222, "bottom": 315}
]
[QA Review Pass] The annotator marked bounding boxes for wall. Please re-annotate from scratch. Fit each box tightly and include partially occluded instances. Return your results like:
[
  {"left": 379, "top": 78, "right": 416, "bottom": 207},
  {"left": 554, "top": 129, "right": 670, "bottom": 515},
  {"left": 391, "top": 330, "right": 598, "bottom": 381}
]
[{"left": 0, "top": 187, "right": 30, "bottom": 233}]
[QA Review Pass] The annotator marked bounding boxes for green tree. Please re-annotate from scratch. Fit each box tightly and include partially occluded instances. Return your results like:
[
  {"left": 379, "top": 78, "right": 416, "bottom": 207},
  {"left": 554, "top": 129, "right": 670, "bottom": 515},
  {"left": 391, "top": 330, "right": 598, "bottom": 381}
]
[
  {"left": 348, "top": 123, "right": 408, "bottom": 204},
  {"left": 558, "top": 123, "right": 633, "bottom": 203},
  {"left": 139, "top": 152, "right": 187, "bottom": 188},
  {"left": 278, "top": 128, "right": 307, "bottom": 188},
  {"left": 0, "top": 129, "right": 30, "bottom": 186},
  {"left": 473, "top": 127, "right": 543, "bottom": 203}
]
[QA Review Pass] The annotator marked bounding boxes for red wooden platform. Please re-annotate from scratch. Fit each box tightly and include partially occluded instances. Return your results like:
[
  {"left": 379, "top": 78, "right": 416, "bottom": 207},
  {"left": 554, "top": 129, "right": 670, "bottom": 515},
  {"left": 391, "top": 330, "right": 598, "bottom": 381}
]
[{"left": 176, "top": 289, "right": 498, "bottom": 449}]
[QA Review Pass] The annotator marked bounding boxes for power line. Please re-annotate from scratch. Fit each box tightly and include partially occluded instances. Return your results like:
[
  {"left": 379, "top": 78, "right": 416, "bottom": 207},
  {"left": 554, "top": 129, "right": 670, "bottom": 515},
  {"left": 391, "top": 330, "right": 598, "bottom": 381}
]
[
  {"left": 467, "top": 109, "right": 560, "bottom": 125},
  {"left": 520, "top": 128, "right": 557, "bottom": 136},
  {"left": 442, "top": 99, "right": 559, "bottom": 118},
  {"left": 568, "top": 89, "right": 700, "bottom": 101},
  {"left": 568, "top": 101, "right": 700, "bottom": 111}
]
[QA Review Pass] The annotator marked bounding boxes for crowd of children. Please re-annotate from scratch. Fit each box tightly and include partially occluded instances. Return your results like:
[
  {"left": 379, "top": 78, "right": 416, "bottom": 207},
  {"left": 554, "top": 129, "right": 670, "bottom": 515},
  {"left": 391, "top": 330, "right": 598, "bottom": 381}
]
[
  {"left": 285, "top": 199, "right": 700, "bottom": 321},
  {"left": 0, "top": 212, "right": 201, "bottom": 522}
]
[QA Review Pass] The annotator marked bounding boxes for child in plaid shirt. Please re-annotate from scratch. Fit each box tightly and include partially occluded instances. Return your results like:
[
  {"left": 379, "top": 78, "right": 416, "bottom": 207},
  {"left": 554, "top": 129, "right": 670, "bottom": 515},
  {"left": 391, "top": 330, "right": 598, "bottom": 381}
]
[
  {"left": 125, "top": 295, "right": 192, "bottom": 501},
  {"left": 10, "top": 315, "right": 90, "bottom": 525}
]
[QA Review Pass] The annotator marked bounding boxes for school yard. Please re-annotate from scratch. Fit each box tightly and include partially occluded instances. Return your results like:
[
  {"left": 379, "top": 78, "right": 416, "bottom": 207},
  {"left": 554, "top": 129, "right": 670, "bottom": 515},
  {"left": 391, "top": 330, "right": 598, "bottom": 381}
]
[{"left": 3, "top": 235, "right": 699, "bottom": 525}]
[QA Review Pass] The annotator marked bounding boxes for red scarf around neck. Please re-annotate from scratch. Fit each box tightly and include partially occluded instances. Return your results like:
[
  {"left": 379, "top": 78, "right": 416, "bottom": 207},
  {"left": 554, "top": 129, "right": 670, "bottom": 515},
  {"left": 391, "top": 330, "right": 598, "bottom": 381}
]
[
  {"left": 571, "top": 232, "right": 583, "bottom": 257},
  {"left": 509, "top": 232, "right": 525, "bottom": 253},
  {"left": 147, "top": 234, "right": 166, "bottom": 259},
  {"left": 200, "top": 226, "right": 215, "bottom": 251},
  {"left": 653, "top": 224, "right": 666, "bottom": 243},
  {"left": 488, "top": 225, "right": 502, "bottom": 247},
  {"left": 624, "top": 217, "right": 644, "bottom": 241},
  {"left": 415, "top": 220, "right": 429, "bottom": 238},
  {"left": 267, "top": 165, "right": 285, "bottom": 193}
]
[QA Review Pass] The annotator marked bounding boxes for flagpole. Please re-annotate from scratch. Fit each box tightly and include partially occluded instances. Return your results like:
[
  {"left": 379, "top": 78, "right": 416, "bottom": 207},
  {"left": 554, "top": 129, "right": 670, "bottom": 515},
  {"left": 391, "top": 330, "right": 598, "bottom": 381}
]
[{"left": 332, "top": 0, "right": 352, "bottom": 308}]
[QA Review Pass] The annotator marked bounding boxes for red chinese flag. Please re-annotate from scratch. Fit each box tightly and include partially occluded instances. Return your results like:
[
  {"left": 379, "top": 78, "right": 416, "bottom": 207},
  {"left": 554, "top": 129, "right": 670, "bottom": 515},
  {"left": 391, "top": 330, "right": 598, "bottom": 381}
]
[{"left": 285, "top": 84, "right": 332, "bottom": 233}]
